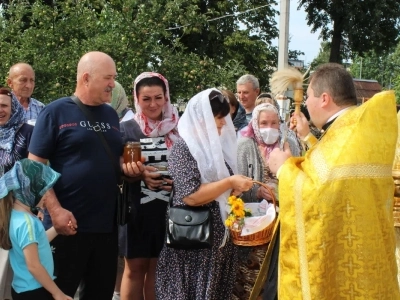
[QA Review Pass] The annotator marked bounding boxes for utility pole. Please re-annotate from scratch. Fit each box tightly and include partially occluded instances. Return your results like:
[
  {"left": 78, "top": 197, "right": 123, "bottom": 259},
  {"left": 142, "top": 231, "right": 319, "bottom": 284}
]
[
  {"left": 278, "top": 0, "right": 290, "bottom": 71},
  {"left": 277, "top": 0, "right": 290, "bottom": 120}
]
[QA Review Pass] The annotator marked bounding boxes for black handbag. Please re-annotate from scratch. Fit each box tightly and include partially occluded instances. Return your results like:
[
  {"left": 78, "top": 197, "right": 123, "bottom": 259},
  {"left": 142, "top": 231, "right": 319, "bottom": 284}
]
[
  {"left": 71, "top": 96, "right": 131, "bottom": 226},
  {"left": 166, "top": 186, "right": 213, "bottom": 249}
]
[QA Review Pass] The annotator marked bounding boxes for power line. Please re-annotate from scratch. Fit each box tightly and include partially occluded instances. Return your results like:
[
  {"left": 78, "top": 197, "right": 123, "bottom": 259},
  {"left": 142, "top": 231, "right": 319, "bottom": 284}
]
[{"left": 165, "top": 4, "right": 270, "bottom": 31}]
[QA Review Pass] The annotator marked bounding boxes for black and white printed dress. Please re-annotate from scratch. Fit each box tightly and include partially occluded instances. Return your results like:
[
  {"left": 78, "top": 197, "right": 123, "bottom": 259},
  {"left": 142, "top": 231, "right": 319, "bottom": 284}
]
[{"left": 119, "top": 119, "right": 170, "bottom": 258}]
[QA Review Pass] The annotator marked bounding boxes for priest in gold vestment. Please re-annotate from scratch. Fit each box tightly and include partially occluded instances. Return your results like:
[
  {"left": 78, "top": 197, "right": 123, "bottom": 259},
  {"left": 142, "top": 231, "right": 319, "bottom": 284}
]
[{"left": 268, "top": 63, "right": 400, "bottom": 299}]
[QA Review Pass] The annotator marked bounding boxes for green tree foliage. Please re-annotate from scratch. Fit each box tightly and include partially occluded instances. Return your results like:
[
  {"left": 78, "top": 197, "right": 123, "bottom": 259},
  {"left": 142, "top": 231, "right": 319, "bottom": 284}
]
[
  {"left": 350, "top": 52, "right": 396, "bottom": 87},
  {"left": 0, "top": 0, "right": 284, "bottom": 103},
  {"left": 298, "top": 0, "right": 400, "bottom": 63},
  {"left": 162, "top": 0, "right": 279, "bottom": 89},
  {"left": 349, "top": 44, "right": 400, "bottom": 103},
  {"left": 310, "top": 41, "right": 331, "bottom": 69}
]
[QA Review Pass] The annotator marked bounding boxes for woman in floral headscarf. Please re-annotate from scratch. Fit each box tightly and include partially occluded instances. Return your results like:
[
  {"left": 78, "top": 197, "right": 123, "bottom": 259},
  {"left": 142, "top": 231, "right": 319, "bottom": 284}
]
[
  {"left": 0, "top": 88, "right": 34, "bottom": 175},
  {"left": 119, "top": 72, "right": 179, "bottom": 300},
  {"left": 0, "top": 87, "right": 34, "bottom": 300},
  {"left": 255, "top": 93, "right": 302, "bottom": 157},
  {"left": 233, "top": 103, "right": 290, "bottom": 300}
]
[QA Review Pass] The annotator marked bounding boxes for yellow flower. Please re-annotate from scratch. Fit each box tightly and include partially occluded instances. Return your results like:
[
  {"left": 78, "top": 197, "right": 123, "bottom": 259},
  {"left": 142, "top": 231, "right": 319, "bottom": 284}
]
[
  {"left": 225, "top": 195, "right": 252, "bottom": 228},
  {"left": 224, "top": 215, "right": 236, "bottom": 227},
  {"left": 235, "top": 198, "right": 244, "bottom": 205},
  {"left": 228, "top": 195, "right": 236, "bottom": 205},
  {"left": 232, "top": 201, "right": 245, "bottom": 218}
]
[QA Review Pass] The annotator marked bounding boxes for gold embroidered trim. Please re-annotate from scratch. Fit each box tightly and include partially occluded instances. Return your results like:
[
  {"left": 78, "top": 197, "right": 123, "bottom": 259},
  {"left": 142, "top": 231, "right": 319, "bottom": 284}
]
[
  {"left": 294, "top": 172, "right": 311, "bottom": 300},
  {"left": 328, "top": 164, "right": 392, "bottom": 181},
  {"left": 311, "top": 149, "right": 392, "bottom": 183}
]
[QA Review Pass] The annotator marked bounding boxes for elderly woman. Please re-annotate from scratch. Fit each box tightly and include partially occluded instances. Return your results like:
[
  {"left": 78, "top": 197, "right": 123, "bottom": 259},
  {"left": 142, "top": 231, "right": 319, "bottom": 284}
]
[
  {"left": 0, "top": 87, "right": 34, "bottom": 300},
  {"left": 233, "top": 103, "right": 289, "bottom": 300},
  {"left": 119, "top": 72, "right": 180, "bottom": 300},
  {"left": 255, "top": 93, "right": 302, "bottom": 157},
  {"left": 155, "top": 89, "right": 253, "bottom": 300}
]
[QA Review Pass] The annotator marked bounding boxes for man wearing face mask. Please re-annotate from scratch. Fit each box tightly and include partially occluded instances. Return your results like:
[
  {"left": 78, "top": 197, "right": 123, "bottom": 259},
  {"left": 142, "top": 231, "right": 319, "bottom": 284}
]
[{"left": 232, "top": 103, "right": 290, "bottom": 300}]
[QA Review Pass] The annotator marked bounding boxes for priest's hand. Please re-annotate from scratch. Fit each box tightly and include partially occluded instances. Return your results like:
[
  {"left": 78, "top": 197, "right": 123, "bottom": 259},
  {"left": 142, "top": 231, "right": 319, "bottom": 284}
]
[
  {"left": 290, "top": 112, "right": 309, "bottom": 140},
  {"left": 268, "top": 148, "right": 292, "bottom": 174}
]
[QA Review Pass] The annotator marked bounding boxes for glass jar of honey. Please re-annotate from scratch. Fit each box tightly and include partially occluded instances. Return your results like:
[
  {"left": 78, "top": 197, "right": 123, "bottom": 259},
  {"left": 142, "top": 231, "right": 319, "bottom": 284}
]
[{"left": 123, "top": 141, "right": 141, "bottom": 164}]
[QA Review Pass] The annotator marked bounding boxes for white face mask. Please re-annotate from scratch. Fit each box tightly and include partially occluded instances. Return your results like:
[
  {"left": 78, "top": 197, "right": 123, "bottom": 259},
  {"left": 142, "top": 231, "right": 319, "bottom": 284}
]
[{"left": 259, "top": 128, "right": 280, "bottom": 145}]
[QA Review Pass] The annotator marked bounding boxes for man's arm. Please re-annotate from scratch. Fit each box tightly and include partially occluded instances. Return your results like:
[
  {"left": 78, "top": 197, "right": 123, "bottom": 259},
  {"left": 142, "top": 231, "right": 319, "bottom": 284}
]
[{"left": 28, "top": 153, "right": 77, "bottom": 235}]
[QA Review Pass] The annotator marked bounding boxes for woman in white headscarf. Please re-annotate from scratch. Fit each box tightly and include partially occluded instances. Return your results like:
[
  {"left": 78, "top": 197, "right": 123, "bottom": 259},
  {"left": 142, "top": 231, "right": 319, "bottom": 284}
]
[{"left": 155, "top": 89, "right": 253, "bottom": 300}]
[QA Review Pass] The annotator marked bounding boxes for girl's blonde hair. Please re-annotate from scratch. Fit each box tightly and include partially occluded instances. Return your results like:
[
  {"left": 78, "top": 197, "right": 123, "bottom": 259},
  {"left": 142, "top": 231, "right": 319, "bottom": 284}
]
[{"left": 0, "top": 192, "right": 13, "bottom": 250}]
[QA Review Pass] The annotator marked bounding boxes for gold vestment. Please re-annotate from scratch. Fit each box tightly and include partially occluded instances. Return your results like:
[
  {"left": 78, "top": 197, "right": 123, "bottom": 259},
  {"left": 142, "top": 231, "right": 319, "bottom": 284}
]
[{"left": 278, "top": 91, "right": 400, "bottom": 299}]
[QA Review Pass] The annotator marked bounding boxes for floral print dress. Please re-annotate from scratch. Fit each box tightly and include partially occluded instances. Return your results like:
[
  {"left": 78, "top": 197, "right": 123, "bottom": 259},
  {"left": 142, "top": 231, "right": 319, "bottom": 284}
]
[{"left": 155, "top": 138, "right": 238, "bottom": 300}]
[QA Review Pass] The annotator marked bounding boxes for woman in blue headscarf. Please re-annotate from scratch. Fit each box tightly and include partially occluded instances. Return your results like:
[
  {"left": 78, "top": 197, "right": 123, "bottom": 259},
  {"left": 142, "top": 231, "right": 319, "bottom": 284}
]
[
  {"left": 0, "top": 87, "right": 34, "bottom": 300},
  {"left": 0, "top": 87, "right": 34, "bottom": 175}
]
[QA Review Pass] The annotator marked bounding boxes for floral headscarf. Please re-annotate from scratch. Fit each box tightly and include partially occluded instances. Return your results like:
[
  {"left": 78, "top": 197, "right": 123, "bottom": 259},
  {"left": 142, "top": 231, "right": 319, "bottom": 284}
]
[
  {"left": 133, "top": 72, "right": 179, "bottom": 149},
  {"left": 0, "top": 93, "right": 25, "bottom": 153},
  {"left": 242, "top": 103, "right": 281, "bottom": 159},
  {"left": 0, "top": 159, "right": 60, "bottom": 208}
]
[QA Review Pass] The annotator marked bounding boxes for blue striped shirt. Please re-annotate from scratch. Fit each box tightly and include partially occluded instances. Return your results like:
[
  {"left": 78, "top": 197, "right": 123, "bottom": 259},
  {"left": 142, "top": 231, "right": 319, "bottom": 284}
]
[{"left": 23, "top": 97, "right": 45, "bottom": 122}]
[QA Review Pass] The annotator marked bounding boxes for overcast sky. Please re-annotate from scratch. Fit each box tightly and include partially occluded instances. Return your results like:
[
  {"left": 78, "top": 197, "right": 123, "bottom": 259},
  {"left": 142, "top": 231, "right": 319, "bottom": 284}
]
[{"left": 272, "top": 2, "right": 322, "bottom": 65}]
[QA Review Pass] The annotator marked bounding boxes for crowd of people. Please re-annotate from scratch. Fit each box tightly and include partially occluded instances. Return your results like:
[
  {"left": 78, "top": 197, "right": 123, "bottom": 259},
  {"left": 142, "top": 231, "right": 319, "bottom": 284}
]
[{"left": 0, "top": 51, "right": 399, "bottom": 300}]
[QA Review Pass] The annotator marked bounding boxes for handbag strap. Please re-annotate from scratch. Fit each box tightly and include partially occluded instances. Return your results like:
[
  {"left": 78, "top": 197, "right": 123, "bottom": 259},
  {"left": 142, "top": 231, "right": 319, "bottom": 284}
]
[
  {"left": 71, "top": 95, "right": 122, "bottom": 185},
  {"left": 168, "top": 184, "right": 175, "bottom": 207}
]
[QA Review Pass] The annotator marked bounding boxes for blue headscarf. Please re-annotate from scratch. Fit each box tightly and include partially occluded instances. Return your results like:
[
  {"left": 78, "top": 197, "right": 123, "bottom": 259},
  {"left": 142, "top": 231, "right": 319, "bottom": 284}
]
[
  {"left": 0, "top": 93, "right": 25, "bottom": 153},
  {"left": 0, "top": 159, "right": 60, "bottom": 208}
]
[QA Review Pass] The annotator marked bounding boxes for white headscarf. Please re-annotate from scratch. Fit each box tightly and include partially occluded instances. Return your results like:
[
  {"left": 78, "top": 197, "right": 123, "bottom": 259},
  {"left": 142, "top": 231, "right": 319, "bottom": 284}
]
[{"left": 178, "top": 88, "right": 237, "bottom": 246}]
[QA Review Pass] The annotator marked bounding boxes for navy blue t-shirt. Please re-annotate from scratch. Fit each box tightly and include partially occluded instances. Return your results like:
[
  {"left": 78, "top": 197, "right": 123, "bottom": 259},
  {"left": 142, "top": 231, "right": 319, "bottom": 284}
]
[{"left": 28, "top": 97, "right": 122, "bottom": 233}]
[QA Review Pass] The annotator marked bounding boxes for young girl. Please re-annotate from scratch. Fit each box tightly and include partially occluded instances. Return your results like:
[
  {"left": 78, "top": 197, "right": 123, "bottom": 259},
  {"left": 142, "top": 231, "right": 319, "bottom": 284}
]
[{"left": 0, "top": 159, "right": 73, "bottom": 300}]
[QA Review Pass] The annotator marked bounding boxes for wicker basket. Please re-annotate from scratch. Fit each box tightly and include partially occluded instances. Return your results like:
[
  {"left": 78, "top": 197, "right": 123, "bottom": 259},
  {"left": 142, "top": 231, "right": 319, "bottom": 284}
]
[
  {"left": 230, "top": 180, "right": 277, "bottom": 246},
  {"left": 394, "top": 197, "right": 400, "bottom": 227}
]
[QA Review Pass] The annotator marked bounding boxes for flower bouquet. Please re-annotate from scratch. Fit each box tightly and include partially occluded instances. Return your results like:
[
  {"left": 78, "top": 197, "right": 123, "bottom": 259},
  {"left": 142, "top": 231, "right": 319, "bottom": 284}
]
[{"left": 225, "top": 195, "right": 252, "bottom": 232}]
